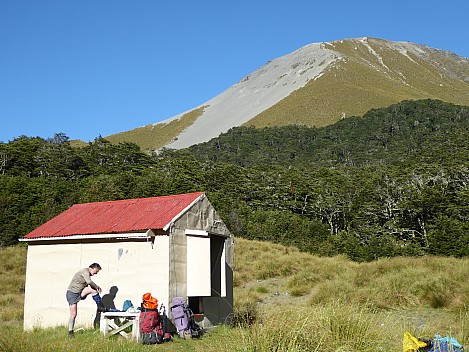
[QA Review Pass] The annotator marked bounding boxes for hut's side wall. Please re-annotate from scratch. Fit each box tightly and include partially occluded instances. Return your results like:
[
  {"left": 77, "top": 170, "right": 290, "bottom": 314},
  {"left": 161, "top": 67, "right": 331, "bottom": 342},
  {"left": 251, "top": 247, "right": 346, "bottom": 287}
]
[
  {"left": 168, "top": 195, "right": 234, "bottom": 327},
  {"left": 23, "top": 235, "right": 169, "bottom": 330}
]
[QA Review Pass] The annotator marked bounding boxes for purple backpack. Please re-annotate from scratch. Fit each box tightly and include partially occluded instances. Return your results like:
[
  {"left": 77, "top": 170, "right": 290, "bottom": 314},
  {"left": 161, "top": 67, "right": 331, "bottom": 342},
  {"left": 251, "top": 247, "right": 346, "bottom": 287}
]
[{"left": 170, "top": 297, "right": 203, "bottom": 338}]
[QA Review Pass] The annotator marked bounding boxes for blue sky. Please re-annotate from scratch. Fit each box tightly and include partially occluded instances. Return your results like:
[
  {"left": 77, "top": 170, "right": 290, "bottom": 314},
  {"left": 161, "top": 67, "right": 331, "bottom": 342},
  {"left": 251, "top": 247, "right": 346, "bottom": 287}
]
[{"left": 1, "top": 0, "right": 468, "bottom": 143}]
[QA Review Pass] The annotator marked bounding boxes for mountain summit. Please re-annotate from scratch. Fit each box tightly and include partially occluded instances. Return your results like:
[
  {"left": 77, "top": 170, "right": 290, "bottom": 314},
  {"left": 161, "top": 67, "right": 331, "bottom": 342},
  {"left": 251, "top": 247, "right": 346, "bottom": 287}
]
[{"left": 106, "top": 37, "right": 469, "bottom": 151}]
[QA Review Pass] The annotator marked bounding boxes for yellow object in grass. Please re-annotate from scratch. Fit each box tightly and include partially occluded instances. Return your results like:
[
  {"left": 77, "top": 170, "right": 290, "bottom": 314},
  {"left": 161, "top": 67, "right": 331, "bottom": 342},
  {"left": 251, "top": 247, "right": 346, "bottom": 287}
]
[{"left": 403, "top": 332, "right": 428, "bottom": 352}]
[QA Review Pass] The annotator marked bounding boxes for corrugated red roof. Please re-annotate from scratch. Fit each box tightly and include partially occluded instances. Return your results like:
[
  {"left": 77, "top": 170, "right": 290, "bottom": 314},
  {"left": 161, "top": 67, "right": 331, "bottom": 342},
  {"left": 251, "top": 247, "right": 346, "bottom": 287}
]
[{"left": 23, "top": 192, "right": 205, "bottom": 240}]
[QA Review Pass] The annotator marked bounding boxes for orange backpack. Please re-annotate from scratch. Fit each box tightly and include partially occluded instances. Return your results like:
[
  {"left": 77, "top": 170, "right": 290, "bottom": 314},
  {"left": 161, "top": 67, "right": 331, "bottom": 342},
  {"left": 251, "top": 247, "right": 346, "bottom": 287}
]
[{"left": 142, "top": 292, "right": 158, "bottom": 310}]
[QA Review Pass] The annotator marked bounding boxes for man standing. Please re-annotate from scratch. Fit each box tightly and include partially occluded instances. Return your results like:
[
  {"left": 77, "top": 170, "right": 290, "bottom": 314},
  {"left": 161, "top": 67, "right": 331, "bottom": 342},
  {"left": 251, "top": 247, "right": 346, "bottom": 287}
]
[{"left": 66, "top": 263, "right": 106, "bottom": 337}]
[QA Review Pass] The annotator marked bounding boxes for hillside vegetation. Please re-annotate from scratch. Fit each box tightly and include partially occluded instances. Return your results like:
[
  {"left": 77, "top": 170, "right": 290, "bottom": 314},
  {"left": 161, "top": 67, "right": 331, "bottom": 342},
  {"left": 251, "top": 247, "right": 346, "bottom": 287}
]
[
  {"left": 2, "top": 240, "right": 469, "bottom": 351},
  {"left": 105, "top": 106, "right": 208, "bottom": 150},
  {"left": 248, "top": 38, "right": 469, "bottom": 129},
  {"left": 1, "top": 99, "right": 468, "bottom": 262},
  {"left": 189, "top": 99, "right": 469, "bottom": 167}
]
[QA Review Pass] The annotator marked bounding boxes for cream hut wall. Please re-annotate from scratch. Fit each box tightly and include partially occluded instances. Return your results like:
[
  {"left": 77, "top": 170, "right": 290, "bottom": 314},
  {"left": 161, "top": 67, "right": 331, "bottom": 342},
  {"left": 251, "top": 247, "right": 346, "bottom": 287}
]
[{"left": 20, "top": 192, "right": 234, "bottom": 331}]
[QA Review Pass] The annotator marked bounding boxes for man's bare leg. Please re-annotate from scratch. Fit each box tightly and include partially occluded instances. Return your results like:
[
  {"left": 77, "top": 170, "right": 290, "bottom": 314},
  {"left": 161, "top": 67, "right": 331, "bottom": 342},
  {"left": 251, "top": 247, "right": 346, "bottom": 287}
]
[{"left": 68, "top": 303, "right": 78, "bottom": 337}]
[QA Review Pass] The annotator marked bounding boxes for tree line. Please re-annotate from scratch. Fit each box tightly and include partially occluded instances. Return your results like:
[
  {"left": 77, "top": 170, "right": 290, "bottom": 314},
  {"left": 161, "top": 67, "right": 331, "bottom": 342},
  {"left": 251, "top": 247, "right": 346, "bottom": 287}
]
[{"left": 1, "top": 99, "right": 468, "bottom": 261}]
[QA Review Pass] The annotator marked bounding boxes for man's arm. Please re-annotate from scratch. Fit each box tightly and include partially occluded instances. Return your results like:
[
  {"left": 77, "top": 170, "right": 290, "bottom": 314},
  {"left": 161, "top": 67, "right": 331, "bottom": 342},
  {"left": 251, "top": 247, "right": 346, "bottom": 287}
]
[{"left": 81, "top": 270, "right": 101, "bottom": 292}]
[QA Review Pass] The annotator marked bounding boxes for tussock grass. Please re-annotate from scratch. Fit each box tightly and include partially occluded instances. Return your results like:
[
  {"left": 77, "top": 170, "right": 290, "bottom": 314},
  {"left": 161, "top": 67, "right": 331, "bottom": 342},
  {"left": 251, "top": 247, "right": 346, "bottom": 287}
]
[
  {"left": 3, "top": 239, "right": 469, "bottom": 350},
  {"left": 0, "top": 245, "right": 26, "bottom": 323},
  {"left": 232, "top": 303, "right": 388, "bottom": 352},
  {"left": 232, "top": 238, "right": 469, "bottom": 349},
  {"left": 235, "top": 238, "right": 469, "bottom": 312}
]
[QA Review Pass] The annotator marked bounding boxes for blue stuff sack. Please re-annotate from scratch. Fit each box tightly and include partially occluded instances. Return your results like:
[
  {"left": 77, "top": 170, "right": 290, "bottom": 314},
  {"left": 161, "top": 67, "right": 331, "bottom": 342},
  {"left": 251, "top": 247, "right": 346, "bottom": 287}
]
[{"left": 123, "top": 300, "right": 134, "bottom": 311}]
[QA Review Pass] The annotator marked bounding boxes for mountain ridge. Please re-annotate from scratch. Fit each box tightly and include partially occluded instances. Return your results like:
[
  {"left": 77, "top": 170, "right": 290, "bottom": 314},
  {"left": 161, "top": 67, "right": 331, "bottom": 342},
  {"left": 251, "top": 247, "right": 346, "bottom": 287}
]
[{"left": 105, "top": 37, "right": 469, "bottom": 151}]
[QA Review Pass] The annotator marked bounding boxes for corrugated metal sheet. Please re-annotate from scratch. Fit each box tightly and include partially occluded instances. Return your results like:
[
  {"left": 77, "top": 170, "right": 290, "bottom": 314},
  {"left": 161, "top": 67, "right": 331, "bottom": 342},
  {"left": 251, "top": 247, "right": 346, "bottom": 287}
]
[{"left": 23, "top": 192, "right": 205, "bottom": 240}]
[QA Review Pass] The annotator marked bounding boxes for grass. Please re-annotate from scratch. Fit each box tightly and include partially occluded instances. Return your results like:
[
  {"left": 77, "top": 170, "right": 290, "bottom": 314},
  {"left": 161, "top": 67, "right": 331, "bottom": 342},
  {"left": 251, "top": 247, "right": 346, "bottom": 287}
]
[{"left": 2, "top": 238, "right": 469, "bottom": 351}]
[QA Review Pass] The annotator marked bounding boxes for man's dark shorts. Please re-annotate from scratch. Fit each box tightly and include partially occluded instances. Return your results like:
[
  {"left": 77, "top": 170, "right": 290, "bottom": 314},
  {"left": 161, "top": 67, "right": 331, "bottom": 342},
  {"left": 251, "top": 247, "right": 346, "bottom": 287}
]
[{"left": 66, "top": 290, "right": 83, "bottom": 305}]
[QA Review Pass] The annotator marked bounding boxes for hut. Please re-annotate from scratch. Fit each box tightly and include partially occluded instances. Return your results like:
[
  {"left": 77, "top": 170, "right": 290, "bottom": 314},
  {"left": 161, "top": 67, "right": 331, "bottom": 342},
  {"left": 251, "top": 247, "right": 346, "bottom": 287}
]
[{"left": 20, "top": 192, "right": 234, "bottom": 331}]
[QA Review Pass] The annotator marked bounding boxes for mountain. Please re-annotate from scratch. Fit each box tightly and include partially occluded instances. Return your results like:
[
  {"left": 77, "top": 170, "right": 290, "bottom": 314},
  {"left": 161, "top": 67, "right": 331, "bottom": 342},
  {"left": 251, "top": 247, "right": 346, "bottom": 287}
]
[{"left": 105, "top": 37, "right": 469, "bottom": 151}]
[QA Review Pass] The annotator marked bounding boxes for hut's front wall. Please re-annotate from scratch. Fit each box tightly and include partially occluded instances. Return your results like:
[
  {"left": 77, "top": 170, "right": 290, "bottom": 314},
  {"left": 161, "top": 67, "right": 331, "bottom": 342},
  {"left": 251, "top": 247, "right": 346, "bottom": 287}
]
[
  {"left": 168, "top": 195, "right": 234, "bottom": 327},
  {"left": 23, "top": 235, "right": 169, "bottom": 330}
]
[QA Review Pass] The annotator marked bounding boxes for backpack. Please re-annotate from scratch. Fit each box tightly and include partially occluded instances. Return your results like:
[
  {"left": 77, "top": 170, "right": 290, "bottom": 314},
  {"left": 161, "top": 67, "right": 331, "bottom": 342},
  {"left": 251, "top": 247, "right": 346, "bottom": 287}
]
[
  {"left": 170, "top": 297, "right": 203, "bottom": 339},
  {"left": 427, "top": 335, "right": 464, "bottom": 352},
  {"left": 159, "top": 304, "right": 172, "bottom": 342},
  {"left": 139, "top": 309, "right": 163, "bottom": 344},
  {"left": 139, "top": 293, "right": 163, "bottom": 344}
]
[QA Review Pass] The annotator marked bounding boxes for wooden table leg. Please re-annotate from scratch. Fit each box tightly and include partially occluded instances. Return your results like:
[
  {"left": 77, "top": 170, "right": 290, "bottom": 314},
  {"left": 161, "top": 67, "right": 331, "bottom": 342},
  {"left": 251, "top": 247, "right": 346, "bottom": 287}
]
[
  {"left": 100, "top": 315, "right": 109, "bottom": 335},
  {"left": 132, "top": 317, "right": 140, "bottom": 341},
  {"left": 105, "top": 320, "right": 133, "bottom": 338}
]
